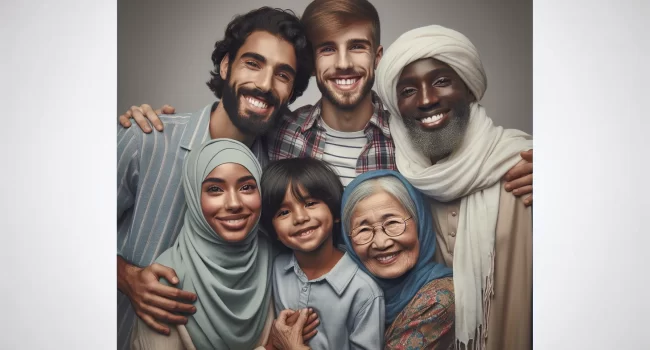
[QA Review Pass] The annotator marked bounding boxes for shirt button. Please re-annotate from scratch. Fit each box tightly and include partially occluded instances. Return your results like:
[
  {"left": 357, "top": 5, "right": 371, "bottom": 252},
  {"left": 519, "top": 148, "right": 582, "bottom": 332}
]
[
  {"left": 451, "top": 211, "right": 457, "bottom": 217},
  {"left": 302, "top": 287, "right": 307, "bottom": 292},
  {"left": 449, "top": 231, "right": 456, "bottom": 237}
]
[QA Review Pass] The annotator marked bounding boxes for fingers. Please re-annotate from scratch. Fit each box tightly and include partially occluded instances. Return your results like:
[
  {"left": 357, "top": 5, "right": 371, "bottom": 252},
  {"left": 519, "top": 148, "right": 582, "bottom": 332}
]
[
  {"left": 524, "top": 194, "right": 532, "bottom": 207},
  {"left": 294, "top": 308, "right": 310, "bottom": 329},
  {"left": 141, "top": 104, "right": 164, "bottom": 132},
  {"left": 148, "top": 283, "right": 197, "bottom": 303},
  {"left": 145, "top": 293, "right": 197, "bottom": 315},
  {"left": 521, "top": 149, "right": 533, "bottom": 162},
  {"left": 285, "top": 309, "right": 298, "bottom": 326},
  {"left": 140, "top": 302, "right": 189, "bottom": 325},
  {"left": 277, "top": 309, "right": 295, "bottom": 324},
  {"left": 158, "top": 104, "right": 176, "bottom": 115},
  {"left": 137, "top": 311, "right": 171, "bottom": 335},
  {"left": 503, "top": 159, "right": 533, "bottom": 183},
  {"left": 303, "top": 329, "right": 318, "bottom": 342},
  {"left": 118, "top": 113, "right": 132, "bottom": 128},
  {"left": 150, "top": 263, "right": 179, "bottom": 285},
  {"left": 302, "top": 313, "right": 320, "bottom": 336},
  {"left": 512, "top": 184, "right": 532, "bottom": 197},
  {"left": 504, "top": 174, "right": 533, "bottom": 193}
]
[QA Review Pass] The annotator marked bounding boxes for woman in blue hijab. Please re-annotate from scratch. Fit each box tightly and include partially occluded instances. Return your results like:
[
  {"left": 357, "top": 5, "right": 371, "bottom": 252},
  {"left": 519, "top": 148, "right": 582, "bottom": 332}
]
[{"left": 341, "top": 170, "right": 455, "bottom": 350}]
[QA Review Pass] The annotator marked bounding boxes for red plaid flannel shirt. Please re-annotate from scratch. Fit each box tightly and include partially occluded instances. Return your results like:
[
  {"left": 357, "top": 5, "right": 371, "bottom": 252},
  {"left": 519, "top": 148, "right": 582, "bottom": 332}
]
[{"left": 267, "top": 91, "right": 396, "bottom": 174}]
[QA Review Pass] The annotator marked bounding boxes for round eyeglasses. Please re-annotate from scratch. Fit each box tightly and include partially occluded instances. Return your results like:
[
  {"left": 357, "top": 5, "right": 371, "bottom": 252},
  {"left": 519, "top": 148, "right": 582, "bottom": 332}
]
[{"left": 349, "top": 216, "right": 412, "bottom": 245}]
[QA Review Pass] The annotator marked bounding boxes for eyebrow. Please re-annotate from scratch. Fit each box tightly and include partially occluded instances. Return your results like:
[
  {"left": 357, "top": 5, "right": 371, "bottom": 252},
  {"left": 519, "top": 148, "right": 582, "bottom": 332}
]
[
  {"left": 316, "top": 38, "right": 372, "bottom": 49},
  {"left": 355, "top": 212, "right": 399, "bottom": 227},
  {"left": 240, "top": 52, "right": 296, "bottom": 77},
  {"left": 202, "top": 175, "right": 256, "bottom": 185},
  {"left": 397, "top": 67, "right": 456, "bottom": 87}
]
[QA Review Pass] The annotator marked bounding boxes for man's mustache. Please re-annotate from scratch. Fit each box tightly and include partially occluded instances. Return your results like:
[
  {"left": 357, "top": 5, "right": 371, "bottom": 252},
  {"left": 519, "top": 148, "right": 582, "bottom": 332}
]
[{"left": 324, "top": 68, "right": 364, "bottom": 80}]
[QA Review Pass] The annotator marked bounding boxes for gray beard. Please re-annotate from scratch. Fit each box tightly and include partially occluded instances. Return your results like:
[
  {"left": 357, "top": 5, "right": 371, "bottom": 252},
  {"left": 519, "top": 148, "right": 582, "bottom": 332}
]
[{"left": 402, "top": 103, "right": 471, "bottom": 163}]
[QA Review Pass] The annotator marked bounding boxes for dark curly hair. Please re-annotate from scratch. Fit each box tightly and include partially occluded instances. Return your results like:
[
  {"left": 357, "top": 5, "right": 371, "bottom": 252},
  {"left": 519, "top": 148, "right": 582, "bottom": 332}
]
[{"left": 206, "top": 7, "right": 313, "bottom": 105}]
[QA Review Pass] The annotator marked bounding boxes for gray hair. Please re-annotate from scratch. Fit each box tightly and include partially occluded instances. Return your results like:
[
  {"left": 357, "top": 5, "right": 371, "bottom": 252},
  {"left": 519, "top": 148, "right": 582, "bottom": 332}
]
[{"left": 343, "top": 176, "right": 418, "bottom": 234}]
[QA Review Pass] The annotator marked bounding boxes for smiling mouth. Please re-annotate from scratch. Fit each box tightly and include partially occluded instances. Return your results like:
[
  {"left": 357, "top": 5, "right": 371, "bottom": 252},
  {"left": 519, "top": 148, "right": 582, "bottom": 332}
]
[
  {"left": 217, "top": 215, "right": 250, "bottom": 230},
  {"left": 330, "top": 77, "right": 361, "bottom": 90},
  {"left": 374, "top": 251, "right": 401, "bottom": 264},
  {"left": 243, "top": 95, "right": 271, "bottom": 111},
  {"left": 292, "top": 226, "right": 319, "bottom": 238},
  {"left": 417, "top": 111, "right": 449, "bottom": 128}
]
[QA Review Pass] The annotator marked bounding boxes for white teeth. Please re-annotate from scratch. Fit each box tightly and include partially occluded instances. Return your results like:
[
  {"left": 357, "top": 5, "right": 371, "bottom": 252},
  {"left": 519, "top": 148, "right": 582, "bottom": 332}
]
[
  {"left": 334, "top": 78, "right": 358, "bottom": 85},
  {"left": 299, "top": 229, "right": 313, "bottom": 236},
  {"left": 419, "top": 113, "right": 444, "bottom": 124},
  {"left": 226, "top": 219, "right": 244, "bottom": 224},
  {"left": 376, "top": 254, "right": 397, "bottom": 262},
  {"left": 246, "top": 97, "right": 268, "bottom": 109}
]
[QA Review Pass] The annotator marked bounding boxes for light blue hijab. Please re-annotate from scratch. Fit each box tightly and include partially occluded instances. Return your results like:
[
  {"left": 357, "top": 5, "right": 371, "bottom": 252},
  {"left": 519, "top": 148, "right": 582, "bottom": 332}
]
[
  {"left": 156, "top": 138, "right": 273, "bottom": 349},
  {"left": 341, "top": 170, "right": 452, "bottom": 324}
]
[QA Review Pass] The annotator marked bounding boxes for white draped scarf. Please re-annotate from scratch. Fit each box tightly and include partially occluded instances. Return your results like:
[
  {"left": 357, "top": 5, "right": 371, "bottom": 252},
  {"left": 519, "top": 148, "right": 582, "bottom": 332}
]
[{"left": 375, "top": 25, "right": 532, "bottom": 349}]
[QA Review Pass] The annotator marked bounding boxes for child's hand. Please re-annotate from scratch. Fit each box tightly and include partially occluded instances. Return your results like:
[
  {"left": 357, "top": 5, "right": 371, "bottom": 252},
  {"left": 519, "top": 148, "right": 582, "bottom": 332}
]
[{"left": 284, "top": 308, "right": 320, "bottom": 342}]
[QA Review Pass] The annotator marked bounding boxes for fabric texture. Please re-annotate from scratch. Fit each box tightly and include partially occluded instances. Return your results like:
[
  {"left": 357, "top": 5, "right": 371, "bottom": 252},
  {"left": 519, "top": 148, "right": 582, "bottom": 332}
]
[
  {"left": 430, "top": 182, "right": 533, "bottom": 350},
  {"left": 375, "top": 25, "right": 532, "bottom": 349},
  {"left": 341, "top": 170, "right": 453, "bottom": 325},
  {"left": 272, "top": 251, "right": 385, "bottom": 350},
  {"left": 267, "top": 92, "right": 396, "bottom": 177},
  {"left": 384, "top": 277, "right": 456, "bottom": 350},
  {"left": 153, "top": 138, "right": 273, "bottom": 349}
]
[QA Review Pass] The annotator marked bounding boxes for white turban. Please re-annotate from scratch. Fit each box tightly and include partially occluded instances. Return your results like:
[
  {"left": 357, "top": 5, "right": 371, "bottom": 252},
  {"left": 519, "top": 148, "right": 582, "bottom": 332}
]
[
  {"left": 376, "top": 25, "right": 532, "bottom": 349},
  {"left": 376, "top": 24, "right": 487, "bottom": 118}
]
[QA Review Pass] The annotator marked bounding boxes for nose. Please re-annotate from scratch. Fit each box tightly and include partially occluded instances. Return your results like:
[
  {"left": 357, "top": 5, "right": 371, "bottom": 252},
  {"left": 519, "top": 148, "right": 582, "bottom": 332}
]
[
  {"left": 255, "top": 67, "right": 274, "bottom": 92},
  {"left": 417, "top": 86, "right": 439, "bottom": 111},
  {"left": 371, "top": 228, "right": 395, "bottom": 250},
  {"left": 334, "top": 50, "right": 353, "bottom": 70},
  {"left": 292, "top": 206, "right": 310, "bottom": 226},
  {"left": 224, "top": 191, "right": 243, "bottom": 212}
]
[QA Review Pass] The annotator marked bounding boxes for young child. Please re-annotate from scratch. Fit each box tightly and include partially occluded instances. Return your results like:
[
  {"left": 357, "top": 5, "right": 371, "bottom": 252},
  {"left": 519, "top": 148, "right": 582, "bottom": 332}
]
[{"left": 260, "top": 158, "right": 385, "bottom": 350}]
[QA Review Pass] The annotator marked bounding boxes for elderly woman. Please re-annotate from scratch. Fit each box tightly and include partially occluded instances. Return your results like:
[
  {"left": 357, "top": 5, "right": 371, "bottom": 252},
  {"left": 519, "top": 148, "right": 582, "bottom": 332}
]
[{"left": 341, "top": 170, "right": 454, "bottom": 350}]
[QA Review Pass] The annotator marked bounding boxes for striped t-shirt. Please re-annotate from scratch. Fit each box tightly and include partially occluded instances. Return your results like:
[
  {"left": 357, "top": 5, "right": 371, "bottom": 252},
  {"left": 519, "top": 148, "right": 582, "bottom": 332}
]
[{"left": 321, "top": 120, "right": 368, "bottom": 186}]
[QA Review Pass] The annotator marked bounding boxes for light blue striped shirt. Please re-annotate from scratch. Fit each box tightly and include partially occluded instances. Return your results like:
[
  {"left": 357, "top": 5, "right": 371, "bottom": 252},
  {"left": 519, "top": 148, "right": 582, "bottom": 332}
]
[{"left": 116, "top": 102, "right": 268, "bottom": 350}]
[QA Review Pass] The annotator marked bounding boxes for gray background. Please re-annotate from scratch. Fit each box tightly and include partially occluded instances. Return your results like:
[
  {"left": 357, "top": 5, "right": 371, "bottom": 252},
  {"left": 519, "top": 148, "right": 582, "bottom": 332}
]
[{"left": 118, "top": 0, "right": 532, "bottom": 134}]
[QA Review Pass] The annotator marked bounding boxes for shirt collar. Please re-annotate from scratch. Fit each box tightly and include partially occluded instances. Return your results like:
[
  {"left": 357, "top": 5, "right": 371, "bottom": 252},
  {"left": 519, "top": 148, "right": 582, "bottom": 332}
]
[
  {"left": 299, "top": 91, "right": 392, "bottom": 139},
  {"left": 283, "top": 250, "right": 359, "bottom": 296}
]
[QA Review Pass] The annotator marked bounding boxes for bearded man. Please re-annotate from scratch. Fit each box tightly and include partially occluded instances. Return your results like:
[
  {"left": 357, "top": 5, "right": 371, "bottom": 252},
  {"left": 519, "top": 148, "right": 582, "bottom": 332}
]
[{"left": 376, "top": 24, "right": 533, "bottom": 350}]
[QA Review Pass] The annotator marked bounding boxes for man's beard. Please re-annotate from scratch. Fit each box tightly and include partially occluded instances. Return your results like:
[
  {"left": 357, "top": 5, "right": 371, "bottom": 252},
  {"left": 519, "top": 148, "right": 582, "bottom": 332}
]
[
  {"left": 221, "top": 80, "right": 284, "bottom": 136},
  {"left": 402, "top": 102, "right": 471, "bottom": 163},
  {"left": 316, "top": 69, "right": 375, "bottom": 111}
]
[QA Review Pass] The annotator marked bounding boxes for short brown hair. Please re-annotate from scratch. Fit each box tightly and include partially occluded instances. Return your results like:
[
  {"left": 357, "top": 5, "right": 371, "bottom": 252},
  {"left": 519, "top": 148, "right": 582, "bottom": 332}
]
[{"left": 301, "top": 0, "right": 381, "bottom": 48}]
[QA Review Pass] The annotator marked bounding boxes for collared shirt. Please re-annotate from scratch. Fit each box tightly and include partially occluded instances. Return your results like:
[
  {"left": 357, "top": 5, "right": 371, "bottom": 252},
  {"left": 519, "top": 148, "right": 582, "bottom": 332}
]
[
  {"left": 267, "top": 91, "right": 397, "bottom": 179},
  {"left": 116, "top": 101, "right": 268, "bottom": 350},
  {"left": 272, "top": 250, "right": 385, "bottom": 350}
]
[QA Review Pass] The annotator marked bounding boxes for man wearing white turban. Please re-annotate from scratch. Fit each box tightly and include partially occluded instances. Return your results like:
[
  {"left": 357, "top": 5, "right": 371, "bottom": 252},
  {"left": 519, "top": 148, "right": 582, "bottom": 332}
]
[{"left": 375, "top": 25, "right": 533, "bottom": 350}]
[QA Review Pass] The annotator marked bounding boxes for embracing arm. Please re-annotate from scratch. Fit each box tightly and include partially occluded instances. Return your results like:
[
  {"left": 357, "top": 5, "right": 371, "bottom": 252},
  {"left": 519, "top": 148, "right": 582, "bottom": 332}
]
[
  {"left": 116, "top": 126, "right": 197, "bottom": 334},
  {"left": 503, "top": 149, "right": 533, "bottom": 206}
]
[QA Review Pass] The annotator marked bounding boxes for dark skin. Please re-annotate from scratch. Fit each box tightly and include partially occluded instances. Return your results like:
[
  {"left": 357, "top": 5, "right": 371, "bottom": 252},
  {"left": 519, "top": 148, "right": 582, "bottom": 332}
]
[{"left": 396, "top": 57, "right": 532, "bottom": 204}]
